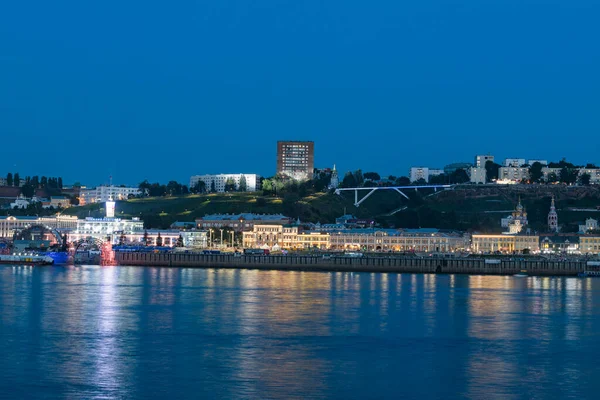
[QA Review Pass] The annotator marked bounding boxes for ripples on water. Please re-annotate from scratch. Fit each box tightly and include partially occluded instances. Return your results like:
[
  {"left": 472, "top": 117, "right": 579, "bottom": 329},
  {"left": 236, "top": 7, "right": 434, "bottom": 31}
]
[{"left": 1, "top": 266, "right": 600, "bottom": 399}]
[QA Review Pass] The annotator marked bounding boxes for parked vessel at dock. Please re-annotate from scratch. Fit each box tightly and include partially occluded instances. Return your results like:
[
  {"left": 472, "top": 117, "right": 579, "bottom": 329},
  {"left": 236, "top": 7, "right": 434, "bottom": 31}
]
[{"left": 0, "top": 254, "right": 54, "bottom": 265}]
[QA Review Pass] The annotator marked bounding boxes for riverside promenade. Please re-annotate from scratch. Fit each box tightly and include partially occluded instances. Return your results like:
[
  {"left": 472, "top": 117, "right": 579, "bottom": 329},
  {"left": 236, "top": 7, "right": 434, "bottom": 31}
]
[{"left": 115, "top": 252, "right": 588, "bottom": 276}]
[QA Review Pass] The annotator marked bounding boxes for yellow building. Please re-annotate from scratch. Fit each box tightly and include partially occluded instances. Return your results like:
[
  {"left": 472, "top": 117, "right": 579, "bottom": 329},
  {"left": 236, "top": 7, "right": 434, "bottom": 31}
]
[
  {"left": 296, "top": 232, "right": 330, "bottom": 249},
  {"left": 579, "top": 236, "right": 600, "bottom": 254},
  {"left": 242, "top": 224, "right": 299, "bottom": 249},
  {"left": 472, "top": 234, "right": 539, "bottom": 253}
]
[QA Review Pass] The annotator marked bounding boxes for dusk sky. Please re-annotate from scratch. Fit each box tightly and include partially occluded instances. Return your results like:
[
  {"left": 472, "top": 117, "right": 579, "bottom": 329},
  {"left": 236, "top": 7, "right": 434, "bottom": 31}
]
[{"left": 1, "top": 1, "right": 599, "bottom": 186}]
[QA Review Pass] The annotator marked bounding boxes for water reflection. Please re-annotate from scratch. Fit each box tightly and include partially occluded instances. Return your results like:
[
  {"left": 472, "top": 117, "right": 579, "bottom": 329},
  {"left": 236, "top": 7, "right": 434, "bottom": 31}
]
[{"left": 1, "top": 266, "right": 600, "bottom": 398}]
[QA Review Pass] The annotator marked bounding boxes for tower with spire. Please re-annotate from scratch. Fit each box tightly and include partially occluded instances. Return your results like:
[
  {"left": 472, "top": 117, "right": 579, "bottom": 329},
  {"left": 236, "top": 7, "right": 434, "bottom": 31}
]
[
  {"left": 548, "top": 196, "right": 558, "bottom": 232},
  {"left": 329, "top": 164, "right": 339, "bottom": 189},
  {"left": 506, "top": 196, "right": 528, "bottom": 234}
]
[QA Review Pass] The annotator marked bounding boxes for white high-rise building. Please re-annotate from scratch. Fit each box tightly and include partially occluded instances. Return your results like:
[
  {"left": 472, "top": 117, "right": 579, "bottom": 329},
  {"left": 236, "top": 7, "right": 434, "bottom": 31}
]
[
  {"left": 189, "top": 174, "right": 260, "bottom": 192},
  {"left": 475, "top": 155, "right": 494, "bottom": 168}
]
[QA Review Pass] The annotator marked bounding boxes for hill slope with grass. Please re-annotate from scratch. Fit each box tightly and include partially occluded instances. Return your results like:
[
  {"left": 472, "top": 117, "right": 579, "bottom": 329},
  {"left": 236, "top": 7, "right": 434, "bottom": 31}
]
[{"left": 61, "top": 185, "right": 600, "bottom": 232}]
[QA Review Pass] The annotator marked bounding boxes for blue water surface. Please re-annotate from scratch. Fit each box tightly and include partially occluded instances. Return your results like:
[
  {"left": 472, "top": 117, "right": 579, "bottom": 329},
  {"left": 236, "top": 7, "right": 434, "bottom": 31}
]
[{"left": 1, "top": 266, "right": 599, "bottom": 399}]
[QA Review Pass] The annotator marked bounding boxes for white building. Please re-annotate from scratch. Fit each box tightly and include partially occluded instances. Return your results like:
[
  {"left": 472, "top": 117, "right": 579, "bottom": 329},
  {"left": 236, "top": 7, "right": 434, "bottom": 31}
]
[
  {"left": 189, "top": 174, "right": 260, "bottom": 192},
  {"left": 475, "top": 155, "right": 494, "bottom": 168},
  {"left": 0, "top": 215, "right": 79, "bottom": 239},
  {"left": 504, "top": 158, "right": 526, "bottom": 167},
  {"left": 409, "top": 167, "right": 443, "bottom": 183},
  {"left": 80, "top": 185, "right": 140, "bottom": 204},
  {"left": 470, "top": 167, "right": 486, "bottom": 184},
  {"left": 498, "top": 166, "right": 529, "bottom": 182},
  {"left": 578, "top": 168, "right": 600, "bottom": 184},
  {"left": 541, "top": 167, "right": 562, "bottom": 182},
  {"left": 579, "top": 218, "right": 599, "bottom": 234},
  {"left": 329, "top": 165, "right": 339, "bottom": 189}
]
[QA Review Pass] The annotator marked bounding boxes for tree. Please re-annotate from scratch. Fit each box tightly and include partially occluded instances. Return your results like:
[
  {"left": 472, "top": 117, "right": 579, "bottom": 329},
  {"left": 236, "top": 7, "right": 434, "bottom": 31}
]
[
  {"left": 156, "top": 232, "right": 163, "bottom": 247},
  {"left": 353, "top": 170, "right": 364, "bottom": 186},
  {"left": 139, "top": 180, "right": 152, "bottom": 195},
  {"left": 176, "top": 235, "right": 184, "bottom": 247},
  {"left": 485, "top": 161, "right": 500, "bottom": 181},
  {"left": 224, "top": 178, "right": 236, "bottom": 192},
  {"left": 40, "top": 176, "right": 47, "bottom": 188},
  {"left": 585, "top": 163, "right": 598, "bottom": 169},
  {"left": 449, "top": 169, "right": 469, "bottom": 184},
  {"left": 181, "top": 185, "right": 189, "bottom": 195},
  {"left": 341, "top": 172, "right": 357, "bottom": 188},
  {"left": 579, "top": 172, "right": 591, "bottom": 186},
  {"left": 192, "top": 181, "right": 206, "bottom": 194},
  {"left": 166, "top": 181, "right": 182, "bottom": 196},
  {"left": 13, "top": 173, "right": 20, "bottom": 187},
  {"left": 21, "top": 184, "right": 35, "bottom": 198},
  {"left": 31, "top": 176, "right": 39, "bottom": 189},
  {"left": 262, "top": 179, "right": 273, "bottom": 194},
  {"left": 560, "top": 167, "right": 577, "bottom": 184},
  {"left": 57, "top": 177, "right": 63, "bottom": 189},
  {"left": 363, "top": 172, "right": 381, "bottom": 181},
  {"left": 429, "top": 174, "right": 447, "bottom": 185},
  {"left": 6, "top": 173, "right": 12, "bottom": 187},
  {"left": 239, "top": 175, "right": 247, "bottom": 192},
  {"left": 547, "top": 172, "right": 559, "bottom": 183},
  {"left": 395, "top": 176, "right": 411, "bottom": 186},
  {"left": 529, "top": 162, "right": 543, "bottom": 183},
  {"left": 210, "top": 180, "right": 216, "bottom": 193},
  {"left": 143, "top": 230, "right": 150, "bottom": 246}
]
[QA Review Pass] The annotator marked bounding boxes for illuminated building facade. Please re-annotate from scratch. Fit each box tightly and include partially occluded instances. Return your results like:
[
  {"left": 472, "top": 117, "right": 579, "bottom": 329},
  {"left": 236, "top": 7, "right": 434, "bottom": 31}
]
[
  {"left": 277, "top": 141, "right": 314, "bottom": 181},
  {"left": 471, "top": 234, "right": 540, "bottom": 253}
]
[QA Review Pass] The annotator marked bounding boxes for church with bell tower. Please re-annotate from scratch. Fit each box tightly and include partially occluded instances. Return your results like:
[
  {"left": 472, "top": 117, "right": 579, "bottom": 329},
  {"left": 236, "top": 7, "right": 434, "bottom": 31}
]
[{"left": 548, "top": 196, "right": 558, "bottom": 232}]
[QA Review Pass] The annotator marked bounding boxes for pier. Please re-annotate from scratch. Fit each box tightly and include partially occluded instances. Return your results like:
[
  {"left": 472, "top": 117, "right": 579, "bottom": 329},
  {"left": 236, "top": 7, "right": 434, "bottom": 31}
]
[{"left": 115, "top": 252, "right": 586, "bottom": 276}]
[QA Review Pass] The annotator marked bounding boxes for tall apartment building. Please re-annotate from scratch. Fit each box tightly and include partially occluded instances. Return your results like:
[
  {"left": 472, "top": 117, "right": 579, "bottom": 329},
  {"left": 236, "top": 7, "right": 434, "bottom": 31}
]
[
  {"left": 276, "top": 141, "right": 314, "bottom": 181},
  {"left": 475, "top": 155, "right": 494, "bottom": 168}
]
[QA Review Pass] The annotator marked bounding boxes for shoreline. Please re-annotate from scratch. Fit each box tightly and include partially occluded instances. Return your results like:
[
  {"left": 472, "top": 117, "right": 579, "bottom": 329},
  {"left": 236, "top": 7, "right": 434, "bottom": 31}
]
[{"left": 115, "top": 252, "right": 588, "bottom": 276}]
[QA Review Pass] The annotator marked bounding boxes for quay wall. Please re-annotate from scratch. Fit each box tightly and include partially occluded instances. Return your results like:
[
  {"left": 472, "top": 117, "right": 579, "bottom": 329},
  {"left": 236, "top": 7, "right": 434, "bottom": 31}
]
[{"left": 115, "top": 252, "right": 585, "bottom": 276}]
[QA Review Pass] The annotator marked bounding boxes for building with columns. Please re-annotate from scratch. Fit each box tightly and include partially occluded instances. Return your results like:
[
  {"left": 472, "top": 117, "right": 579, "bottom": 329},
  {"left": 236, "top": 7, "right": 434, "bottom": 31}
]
[{"left": 0, "top": 215, "right": 79, "bottom": 239}]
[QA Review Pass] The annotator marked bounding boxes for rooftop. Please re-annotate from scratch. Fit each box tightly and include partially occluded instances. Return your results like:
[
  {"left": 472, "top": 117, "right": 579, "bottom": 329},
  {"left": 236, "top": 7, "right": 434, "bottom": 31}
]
[{"left": 198, "top": 213, "right": 290, "bottom": 221}]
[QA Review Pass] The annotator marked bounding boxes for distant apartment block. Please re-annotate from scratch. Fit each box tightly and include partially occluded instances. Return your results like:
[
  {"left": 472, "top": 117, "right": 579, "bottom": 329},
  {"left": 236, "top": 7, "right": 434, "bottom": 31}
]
[
  {"left": 504, "top": 158, "right": 526, "bottom": 167},
  {"left": 475, "top": 155, "right": 494, "bottom": 168},
  {"left": 80, "top": 185, "right": 141, "bottom": 204},
  {"left": 578, "top": 168, "right": 600, "bottom": 184},
  {"left": 409, "top": 167, "right": 443, "bottom": 183},
  {"left": 470, "top": 167, "right": 486, "bottom": 184},
  {"left": 498, "top": 166, "right": 530, "bottom": 182},
  {"left": 189, "top": 174, "right": 260, "bottom": 192},
  {"left": 277, "top": 141, "right": 314, "bottom": 181},
  {"left": 196, "top": 213, "right": 292, "bottom": 232}
]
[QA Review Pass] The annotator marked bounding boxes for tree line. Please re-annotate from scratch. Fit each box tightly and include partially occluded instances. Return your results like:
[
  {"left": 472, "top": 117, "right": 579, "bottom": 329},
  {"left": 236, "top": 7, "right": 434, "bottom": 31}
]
[{"left": 5, "top": 173, "right": 63, "bottom": 189}]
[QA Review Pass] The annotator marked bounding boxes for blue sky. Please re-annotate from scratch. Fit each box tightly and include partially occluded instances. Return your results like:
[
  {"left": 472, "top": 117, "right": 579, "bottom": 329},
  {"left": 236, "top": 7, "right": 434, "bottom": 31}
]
[{"left": 1, "top": 1, "right": 599, "bottom": 186}]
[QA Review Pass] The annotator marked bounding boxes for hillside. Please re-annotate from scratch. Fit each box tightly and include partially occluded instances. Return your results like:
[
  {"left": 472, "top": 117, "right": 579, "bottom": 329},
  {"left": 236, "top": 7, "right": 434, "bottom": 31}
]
[{"left": 61, "top": 185, "right": 600, "bottom": 231}]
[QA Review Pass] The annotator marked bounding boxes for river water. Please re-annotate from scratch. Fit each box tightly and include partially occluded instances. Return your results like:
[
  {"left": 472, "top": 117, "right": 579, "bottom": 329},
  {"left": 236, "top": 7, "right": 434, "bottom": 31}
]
[{"left": 1, "top": 265, "right": 599, "bottom": 399}]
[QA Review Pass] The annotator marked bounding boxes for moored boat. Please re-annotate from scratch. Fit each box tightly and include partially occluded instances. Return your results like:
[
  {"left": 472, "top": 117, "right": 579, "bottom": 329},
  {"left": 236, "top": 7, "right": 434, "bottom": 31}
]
[{"left": 0, "top": 254, "right": 54, "bottom": 265}]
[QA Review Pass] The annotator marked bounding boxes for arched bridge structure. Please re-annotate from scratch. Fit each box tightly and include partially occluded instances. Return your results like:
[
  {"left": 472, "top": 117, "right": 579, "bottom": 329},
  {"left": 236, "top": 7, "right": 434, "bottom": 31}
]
[{"left": 335, "top": 184, "right": 455, "bottom": 207}]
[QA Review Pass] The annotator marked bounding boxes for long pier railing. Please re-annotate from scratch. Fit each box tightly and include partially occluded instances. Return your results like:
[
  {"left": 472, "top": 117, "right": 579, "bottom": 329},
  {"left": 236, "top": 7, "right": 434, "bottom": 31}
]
[{"left": 114, "top": 252, "right": 586, "bottom": 276}]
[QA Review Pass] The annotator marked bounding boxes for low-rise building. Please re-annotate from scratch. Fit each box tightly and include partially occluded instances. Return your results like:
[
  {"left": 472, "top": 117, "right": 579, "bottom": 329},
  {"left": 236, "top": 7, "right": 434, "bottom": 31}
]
[
  {"left": 578, "top": 168, "right": 600, "bottom": 184},
  {"left": 471, "top": 234, "right": 540, "bottom": 253},
  {"left": 541, "top": 167, "right": 562, "bottom": 182},
  {"left": 189, "top": 174, "right": 260, "bottom": 192},
  {"left": 196, "top": 213, "right": 292, "bottom": 232},
  {"left": 580, "top": 236, "right": 600, "bottom": 254},
  {"left": 42, "top": 196, "right": 71, "bottom": 209},
  {"left": 80, "top": 185, "right": 140, "bottom": 204},
  {"left": 579, "top": 218, "right": 599, "bottom": 234},
  {"left": 242, "top": 224, "right": 299, "bottom": 249},
  {"left": 0, "top": 215, "right": 79, "bottom": 238},
  {"left": 330, "top": 228, "right": 468, "bottom": 252},
  {"left": 296, "top": 231, "right": 330, "bottom": 249},
  {"left": 540, "top": 235, "right": 579, "bottom": 254}
]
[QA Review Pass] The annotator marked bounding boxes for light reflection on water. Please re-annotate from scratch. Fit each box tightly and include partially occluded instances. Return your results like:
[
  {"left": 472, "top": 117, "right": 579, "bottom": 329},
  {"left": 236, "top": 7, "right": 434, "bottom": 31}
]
[{"left": 1, "top": 266, "right": 600, "bottom": 399}]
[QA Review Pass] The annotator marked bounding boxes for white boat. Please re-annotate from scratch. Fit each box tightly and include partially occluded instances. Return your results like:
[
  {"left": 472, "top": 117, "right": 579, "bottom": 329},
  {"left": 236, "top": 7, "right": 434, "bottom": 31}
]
[{"left": 0, "top": 254, "right": 54, "bottom": 265}]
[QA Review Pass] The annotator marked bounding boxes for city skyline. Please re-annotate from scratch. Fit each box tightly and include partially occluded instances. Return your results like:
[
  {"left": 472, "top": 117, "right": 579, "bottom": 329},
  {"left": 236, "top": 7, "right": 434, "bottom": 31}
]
[{"left": 1, "top": 1, "right": 599, "bottom": 186}]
